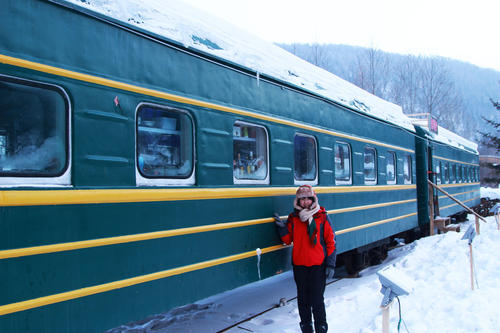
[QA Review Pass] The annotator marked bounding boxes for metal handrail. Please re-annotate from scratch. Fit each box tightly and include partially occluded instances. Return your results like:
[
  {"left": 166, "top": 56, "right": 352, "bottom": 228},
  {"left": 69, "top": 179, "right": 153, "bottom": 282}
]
[{"left": 427, "top": 179, "right": 487, "bottom": 223}]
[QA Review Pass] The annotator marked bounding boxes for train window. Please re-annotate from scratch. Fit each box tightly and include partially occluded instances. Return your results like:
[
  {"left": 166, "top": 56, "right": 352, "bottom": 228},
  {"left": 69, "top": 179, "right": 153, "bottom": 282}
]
[
  {"left": 363, "top": 147, "right": 377, "bottom": 185},
  {"left": 403, "top": 154, "right": 412, "bottom": 184},
  {"left": 435, "top": 162, "right": 441, "bottom": 185},
  {"left": 444, "top": 163, "right": 450, "bottom": 183},
  {"left": 233, "top": 122, "right": 268, "bottom": 184},
  {"left": 458, "top": 165, "right": 463, "bottom": 183},
  {"left": 386, "top": 151, "right": 396, "bottom": 184},
  {"left": 451, "top": 164, "right": 456, "bottom": 183},
  {"left": 136, "top": 103, "right": 194, "bottom": 185},
  {"left": 334, "top": 142, "right": 351, "bottom": 185},
  {"left": 0, "top": 75, "right": 70, "bottom": 186},
  {"left": 294, "top": 133, "right": 317, "bottom": 183}
]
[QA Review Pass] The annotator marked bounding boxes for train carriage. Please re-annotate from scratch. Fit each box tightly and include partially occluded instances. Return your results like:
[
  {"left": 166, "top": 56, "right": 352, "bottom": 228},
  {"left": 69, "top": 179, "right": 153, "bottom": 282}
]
[
  {"left": 413, "top": 124, "right": 480, "bottom": 224},
  {"left": 0, "top": 1, "right": 477, "bottom": 332}
]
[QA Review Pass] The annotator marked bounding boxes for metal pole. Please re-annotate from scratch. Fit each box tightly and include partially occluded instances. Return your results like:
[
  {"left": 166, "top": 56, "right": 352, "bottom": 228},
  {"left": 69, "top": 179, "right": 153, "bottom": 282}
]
[{"left": 429, "top": 183, "right": 435, "bottom": 236}]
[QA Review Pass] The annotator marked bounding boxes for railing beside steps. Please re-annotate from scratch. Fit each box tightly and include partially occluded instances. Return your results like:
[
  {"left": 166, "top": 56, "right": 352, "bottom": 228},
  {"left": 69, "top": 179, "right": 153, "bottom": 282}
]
[{"left": 427, "top": 179, "right": 486, "bottom": 235}]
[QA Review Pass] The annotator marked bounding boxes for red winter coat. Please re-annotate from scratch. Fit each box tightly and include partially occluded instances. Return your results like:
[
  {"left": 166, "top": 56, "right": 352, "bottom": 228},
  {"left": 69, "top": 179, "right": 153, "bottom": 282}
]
[{"left": 279, "top": 207, "right": 336, "bottom": 267}]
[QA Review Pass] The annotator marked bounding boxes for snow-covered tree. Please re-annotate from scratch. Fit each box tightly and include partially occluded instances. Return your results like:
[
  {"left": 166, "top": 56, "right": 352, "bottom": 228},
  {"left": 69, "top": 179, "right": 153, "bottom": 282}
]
[{"left": 481, "top": 97, "right": 500, "bottom": 185}]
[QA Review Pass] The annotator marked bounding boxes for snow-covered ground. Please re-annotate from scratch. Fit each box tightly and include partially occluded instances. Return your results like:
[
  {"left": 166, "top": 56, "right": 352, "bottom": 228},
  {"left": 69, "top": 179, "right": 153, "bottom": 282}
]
[
  {"left": 113, "top": 188, "right": 500, "bottom": 333},
  {"left": 233, "top": 188, "right": 500, "bottom": 333}
]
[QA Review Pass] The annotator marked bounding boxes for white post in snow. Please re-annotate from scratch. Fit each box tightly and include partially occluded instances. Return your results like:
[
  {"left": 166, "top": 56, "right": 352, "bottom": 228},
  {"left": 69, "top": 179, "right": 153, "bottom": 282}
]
[
  {"left": 495, "top": 213, "right": 500, "bottom": 231},
  {"left": 381, "top": 304, "right": 391, "bottom": 333},
  {"left": 469, "top": 244, "right": 475, "bottom": 291},
  {"left": 462, "top": 224, "right": 476, "bottom": 291},
  {"left": 475, "top": 215, "right": 480, "bottom": 235}
]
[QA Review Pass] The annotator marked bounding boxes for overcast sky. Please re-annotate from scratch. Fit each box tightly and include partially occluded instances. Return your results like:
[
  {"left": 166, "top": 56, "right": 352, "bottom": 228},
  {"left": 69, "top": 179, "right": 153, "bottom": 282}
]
[{"left": 182, "top": 0, "right": 500, "bottom": 71}]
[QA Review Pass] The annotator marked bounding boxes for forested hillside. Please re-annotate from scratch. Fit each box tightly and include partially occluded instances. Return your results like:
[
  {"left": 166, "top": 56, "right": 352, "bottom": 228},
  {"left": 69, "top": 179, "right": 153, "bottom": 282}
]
[{"left": 278, "top": 43, "right": 500, "bottom": 152}]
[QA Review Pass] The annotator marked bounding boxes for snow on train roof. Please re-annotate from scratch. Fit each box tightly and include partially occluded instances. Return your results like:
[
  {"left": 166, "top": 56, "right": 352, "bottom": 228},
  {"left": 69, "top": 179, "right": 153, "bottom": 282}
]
[
  {"left": 66, "top": 0, "right": 415, "bottom": 131},
  {"left": 434, "top": 126, "right": 478, "bottom": 153},
  {"left": 409, "top": 117, "right": 478, "bottom": 153}
]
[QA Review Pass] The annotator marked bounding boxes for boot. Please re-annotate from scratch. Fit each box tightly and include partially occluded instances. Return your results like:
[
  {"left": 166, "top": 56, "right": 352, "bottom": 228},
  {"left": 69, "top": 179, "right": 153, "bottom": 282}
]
[
  {"left": 314, "top": 322, "right": 328, "bottom": 333},
  {"left": 300, "top": 322, "right": 314, "bottom": 333}
]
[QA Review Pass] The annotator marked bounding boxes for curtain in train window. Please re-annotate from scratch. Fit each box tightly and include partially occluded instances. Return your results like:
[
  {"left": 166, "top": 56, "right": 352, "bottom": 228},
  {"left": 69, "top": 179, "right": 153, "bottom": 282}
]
[
  {"left": 233, "top": 122, "right": 268, "bottom": 181},
  {"left": 386, "top": 151, "right": 396, "bottom": 184},
  {"left": 294, "top": 134, "right": 317, "bottom": 181},
  {"left": 0, "top": 76, "right": 68, "bottom": 177},
  {"left": 403, "top": 154, "right": 412, "bottom": 184},
  {"left": 363, "top": 147, "right": 377, "bottom": 185},
  {"left": 334, "top": 142, "right": 351, "bottom": 184},
  {"left": 137, "top": 105, "right": 193, "bottom": 178}
]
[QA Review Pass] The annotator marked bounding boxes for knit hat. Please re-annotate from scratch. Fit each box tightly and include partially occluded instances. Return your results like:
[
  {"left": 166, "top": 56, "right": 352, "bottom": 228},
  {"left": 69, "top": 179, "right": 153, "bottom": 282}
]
[{"left": 295, "top": 185, "right": 318, "bottom": 204}]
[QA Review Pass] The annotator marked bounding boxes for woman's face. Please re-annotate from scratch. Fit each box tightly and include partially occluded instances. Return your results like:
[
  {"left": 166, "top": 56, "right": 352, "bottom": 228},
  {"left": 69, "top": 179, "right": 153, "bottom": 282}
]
[{"left": 299, "top": 197, "right": 313, "bottom": 209}]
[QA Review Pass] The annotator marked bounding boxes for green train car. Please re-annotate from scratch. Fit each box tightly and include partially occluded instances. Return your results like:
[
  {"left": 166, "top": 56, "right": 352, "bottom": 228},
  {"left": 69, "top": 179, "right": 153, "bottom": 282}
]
[{"left": 0, "top": 1, "right": 480, "bottom": 332}]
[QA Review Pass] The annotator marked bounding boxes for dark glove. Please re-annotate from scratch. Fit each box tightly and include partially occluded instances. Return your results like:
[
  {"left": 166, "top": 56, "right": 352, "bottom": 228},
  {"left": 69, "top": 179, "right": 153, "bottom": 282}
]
[
  {"left": 325, "top": 266, "right": 335, "bottom": 280},
  {"left": 274, "top": 213, "right": 286, "bottom": 228}
]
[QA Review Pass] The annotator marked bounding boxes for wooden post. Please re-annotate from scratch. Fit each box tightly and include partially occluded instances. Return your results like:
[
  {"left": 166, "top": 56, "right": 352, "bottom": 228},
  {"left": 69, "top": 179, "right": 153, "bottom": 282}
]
[
  {"left": 469, "top": 244, "right": 475, "bottom": 291},
  {"left": 381, "top": 304, "right": 390, "bottom": 333},
  {"left": 428, "top": 183, "right": 435, "bottom": 236},
  {"left": 475, "top": 215, "right": 480, "bottom": 235},
  {"left": 496, "top": 213, "right": 500, "bottom": 231}
]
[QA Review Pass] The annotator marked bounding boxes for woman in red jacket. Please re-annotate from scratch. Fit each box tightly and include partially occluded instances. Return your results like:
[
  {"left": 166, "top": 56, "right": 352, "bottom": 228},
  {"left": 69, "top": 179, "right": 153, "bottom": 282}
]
[{"left": 275, "top": 185, "right": 336, "bottom": 333}]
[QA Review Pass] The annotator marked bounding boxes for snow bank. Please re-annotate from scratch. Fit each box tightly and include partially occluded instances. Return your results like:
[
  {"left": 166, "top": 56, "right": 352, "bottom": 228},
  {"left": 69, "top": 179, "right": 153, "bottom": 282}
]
[
  {"left": 481, "top": 187, "right": 500, "bottom": 200},
  {"left": 65, "top": 0, "right": 415, "bottom": 131}
]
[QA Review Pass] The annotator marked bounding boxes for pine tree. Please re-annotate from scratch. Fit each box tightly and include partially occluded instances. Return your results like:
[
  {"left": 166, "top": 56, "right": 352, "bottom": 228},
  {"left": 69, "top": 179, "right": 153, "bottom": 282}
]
[{"left": 481, "top": 98, "right": 500, "bottom": 185}]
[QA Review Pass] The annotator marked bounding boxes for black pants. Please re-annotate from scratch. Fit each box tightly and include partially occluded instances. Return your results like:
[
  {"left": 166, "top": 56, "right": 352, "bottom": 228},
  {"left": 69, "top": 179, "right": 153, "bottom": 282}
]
[{"left": 293, "top": 265, "right": 327, "bottom": 329}]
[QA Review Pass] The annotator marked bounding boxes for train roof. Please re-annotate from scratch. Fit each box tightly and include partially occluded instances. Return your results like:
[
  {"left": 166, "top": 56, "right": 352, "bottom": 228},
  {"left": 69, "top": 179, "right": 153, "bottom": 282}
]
[
  {"left": 63, "top": 0, "right": 416, "bottom": 132},
  {"left": 433, "top": 126, "right": 478, "bottom": 154}
]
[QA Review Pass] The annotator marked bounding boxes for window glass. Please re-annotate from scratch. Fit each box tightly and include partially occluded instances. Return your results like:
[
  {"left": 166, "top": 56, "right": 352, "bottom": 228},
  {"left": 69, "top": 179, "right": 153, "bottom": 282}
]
[
  {"left": 137, "top": 105, "right": 193, "bottom": 179},
  {"left": 436, "top": 162, "right": 441, "bottom": 185},
  {"left": 334, "top": 142, "right": 351, "bottom": 184},
  {"left": 363, "top": 147, "right": 377, "bottom": 184},
  {"left": 294, "top": 134, "right": 317, "bottom": 181},
  {"left": 403, "top": 154, "right": 412, "bottom": 184},
  {"left": 386, "top": 151, "right": 396, "bottom": 184},
  {"left": 458, "top": 165, "right": 463, "bottom": 183},
  {"left": 452, "top": 164, "right": 456, "bottom": 183},
  {"left": 0, "top": 76, "right": 68, "bottom": 178},
  {"left": 233, "top": 122, "right": 268, "bottom": 181}
]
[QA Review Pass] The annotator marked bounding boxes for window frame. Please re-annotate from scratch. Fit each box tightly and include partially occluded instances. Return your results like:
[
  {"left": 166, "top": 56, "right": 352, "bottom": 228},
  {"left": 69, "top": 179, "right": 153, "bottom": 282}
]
[
  {"left": 232, "top": 120, "right": 270, "bottom": 185},
  {"left": 135, "top": 102, "right": 195, "bottom": 186},
  {"left": 0, "top": 74, "right": 71, "bottom": 187},
  {"left": 386, "top": 151, "right": 397, "bottom": 185},
  {"left": 363, "top": 146, "right": 377, "bottom": 185},
  {"left": 293, "top": 133, "right": 318, "bottom": 185},
  {"left": 334, "top": 141, "right": 352, "bottom": 185},
  {"left": 444, "top": 162, "right": 450, "bottom": 183}
]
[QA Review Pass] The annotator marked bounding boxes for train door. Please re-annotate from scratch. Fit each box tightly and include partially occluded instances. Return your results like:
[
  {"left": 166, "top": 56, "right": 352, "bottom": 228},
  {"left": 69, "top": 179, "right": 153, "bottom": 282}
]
[{"left": 427, "top": 145, "right": 439, "bottom": 216}]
